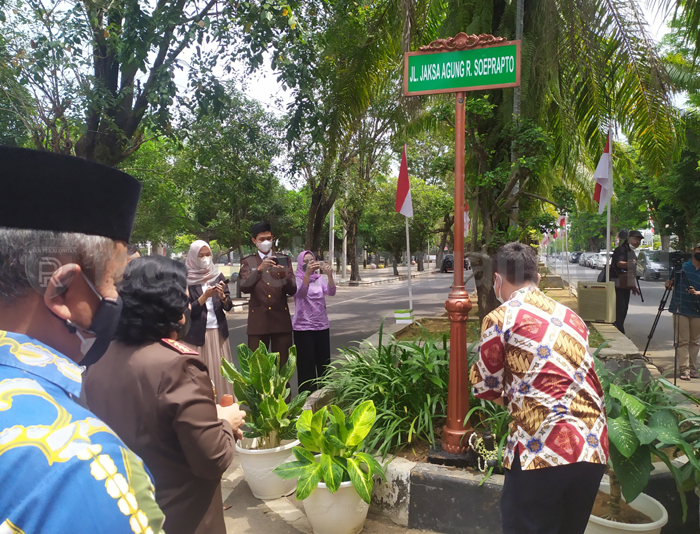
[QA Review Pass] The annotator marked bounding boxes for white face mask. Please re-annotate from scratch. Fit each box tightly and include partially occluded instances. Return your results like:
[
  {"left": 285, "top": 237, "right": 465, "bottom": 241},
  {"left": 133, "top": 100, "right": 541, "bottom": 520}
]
[
  {"left": 494, "top": 273, "right": 506, "bottom": 304},
  {"left": 257, "top": 240, "right": 273, "bottom": 254},
  {"left": 629, "top": 243, "right": 638, "bottom": 250},
  {"left": 197, "top": 256, "right": 212, "bottom": 268},
  {"left": 75, "top": 328, "right": 96, "bottom": 356}
]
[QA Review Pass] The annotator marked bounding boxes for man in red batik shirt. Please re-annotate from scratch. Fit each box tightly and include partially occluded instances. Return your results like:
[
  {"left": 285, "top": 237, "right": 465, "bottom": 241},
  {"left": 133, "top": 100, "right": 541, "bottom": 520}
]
[{"left": 470, "top": 242, "right": 608, "bottom": 534}]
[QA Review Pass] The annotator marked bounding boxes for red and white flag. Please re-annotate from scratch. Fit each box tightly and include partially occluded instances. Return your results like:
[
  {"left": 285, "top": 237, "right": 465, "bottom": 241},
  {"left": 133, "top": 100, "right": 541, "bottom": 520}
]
[
  {"left": 396, "top": 145, "right": 413, "bottom": 218},
  {"left": 464, "top": 200, "right": 471, "bottom": 233},
  {"left": 593, "top": 131, "right": 613, "bottom": 215},
  {"left": 559, "top": 214, "right": 566, "bottom": 228}
]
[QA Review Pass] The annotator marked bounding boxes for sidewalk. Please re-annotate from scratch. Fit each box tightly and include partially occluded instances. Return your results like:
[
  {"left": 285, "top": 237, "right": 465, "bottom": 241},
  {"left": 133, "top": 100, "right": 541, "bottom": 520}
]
[
  {"left": 335, "top": 265, "right": 438, "bottom": 286},
  {"left": 222, "top": 456, "right": 436, "bottom": 534}
]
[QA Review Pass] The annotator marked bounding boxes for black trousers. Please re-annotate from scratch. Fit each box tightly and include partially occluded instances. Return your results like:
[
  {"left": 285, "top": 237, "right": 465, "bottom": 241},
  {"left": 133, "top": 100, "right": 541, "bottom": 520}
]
[
  {"left": 248, "top": 333, "right": 293, "bottom": 369},
  {"left": 501, "top": 454, "right": 605, "bottom": 534},
  {"left": 614, "top": 287, "right": 631, "bottom": 334},
  {"left": 294, "top": 329, "right": 331, "bottom": 393}
]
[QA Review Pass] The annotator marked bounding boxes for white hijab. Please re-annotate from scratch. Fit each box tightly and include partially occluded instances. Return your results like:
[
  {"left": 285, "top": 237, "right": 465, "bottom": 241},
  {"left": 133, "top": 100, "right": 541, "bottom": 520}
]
[{"left": 186, "top": 240, "right": 221, "bottom": 286}]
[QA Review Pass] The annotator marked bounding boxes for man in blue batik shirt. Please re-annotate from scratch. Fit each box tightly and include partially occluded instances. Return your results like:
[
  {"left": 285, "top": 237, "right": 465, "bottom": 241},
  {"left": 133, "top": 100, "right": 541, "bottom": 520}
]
[
  {"left": 665, "top": 243, "right": 700, "bottom": 381},
  {"left": 0, "top": 146, "right": 165, "bottom": 533}
]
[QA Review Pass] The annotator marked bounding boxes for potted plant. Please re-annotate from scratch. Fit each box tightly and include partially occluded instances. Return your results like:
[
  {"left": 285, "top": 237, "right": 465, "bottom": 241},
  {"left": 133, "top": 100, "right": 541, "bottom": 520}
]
[
  {"left": 273, "top": 400, "right": 386, "bottom": 534},
  {"left": 221, "top": 342, "right": 309, "bottom": 499},
  {"left": 586, "top": 357, "right": 700, "bottom": 533}
]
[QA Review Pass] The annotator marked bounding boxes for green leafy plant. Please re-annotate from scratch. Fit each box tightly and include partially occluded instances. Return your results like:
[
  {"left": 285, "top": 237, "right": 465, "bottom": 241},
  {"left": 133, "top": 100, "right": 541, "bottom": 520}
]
[
  {"left": 594, "top": 355, "right": 700, "bottom": 522},
  {"left": 318, "top": 324, "right": 450, "bottom": 457},
  {"left": 273, "top": 400, "right": 386, "bottom": 503},
  {"left": 221, "top": 342, "right": 309, "bottom": 450}
]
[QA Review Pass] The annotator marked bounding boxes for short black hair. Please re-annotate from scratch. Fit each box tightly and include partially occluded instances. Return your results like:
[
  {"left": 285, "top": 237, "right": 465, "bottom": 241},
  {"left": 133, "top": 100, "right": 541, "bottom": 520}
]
[
  {"left": 493, "top": 242, "right": 538, "bottom": 285},
  {"left": 114, "top": 256, "right": 188, "bottom": 346},
  {"left": 251, "top": 222, "right": 272, "bottom": 238},
  {"left": 126, "top": 244, "right": 141, "bottom": 256}
]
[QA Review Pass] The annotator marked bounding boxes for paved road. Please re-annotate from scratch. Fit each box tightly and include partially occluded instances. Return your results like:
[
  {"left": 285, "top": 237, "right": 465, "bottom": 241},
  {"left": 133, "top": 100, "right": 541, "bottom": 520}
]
[
  {"left": 226, "top": 271, "right": 476, "bottom": 392},
  {"left": 546, "top": 258, "right": 673, "bottom": 356}
]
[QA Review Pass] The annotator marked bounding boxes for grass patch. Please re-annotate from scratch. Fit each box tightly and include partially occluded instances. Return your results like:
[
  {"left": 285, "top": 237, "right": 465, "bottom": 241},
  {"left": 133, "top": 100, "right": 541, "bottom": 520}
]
[
  {"left": 395, "top": 318, "right": 481, "bottom": 343},
  {"left": 587, "top": 322, "right": 606, "bottom": 348}
]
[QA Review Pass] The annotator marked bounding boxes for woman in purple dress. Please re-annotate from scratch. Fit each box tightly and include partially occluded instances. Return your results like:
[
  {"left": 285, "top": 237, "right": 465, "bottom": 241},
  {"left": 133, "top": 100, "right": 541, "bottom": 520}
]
[{"left": 293, "top": 250, "right": 336, "bottom": 393}]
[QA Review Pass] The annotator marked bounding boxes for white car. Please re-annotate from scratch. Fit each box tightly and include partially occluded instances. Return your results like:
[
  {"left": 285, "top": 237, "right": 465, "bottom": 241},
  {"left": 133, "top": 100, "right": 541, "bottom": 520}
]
[{"left": 593, "top": 252, "right": 613, "bottom": 270}]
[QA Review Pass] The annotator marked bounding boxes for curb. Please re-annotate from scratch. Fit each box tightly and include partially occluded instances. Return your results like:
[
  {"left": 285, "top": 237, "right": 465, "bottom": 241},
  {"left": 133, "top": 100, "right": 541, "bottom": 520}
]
[{"left": 337, "top": 269, "right": 438, "bottom": 287}]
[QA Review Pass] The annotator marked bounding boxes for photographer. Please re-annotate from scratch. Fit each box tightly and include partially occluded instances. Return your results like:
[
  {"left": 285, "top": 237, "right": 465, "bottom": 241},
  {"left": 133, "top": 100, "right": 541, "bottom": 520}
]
[
  {"left": 240, "top": 222, "right": 296, "bottom": 368},
  {"left": 610, "top": 230, "right": 643, "bottom": 334},
  {"left": 664, "top": 243, "right": 700, "bottom": 381}
]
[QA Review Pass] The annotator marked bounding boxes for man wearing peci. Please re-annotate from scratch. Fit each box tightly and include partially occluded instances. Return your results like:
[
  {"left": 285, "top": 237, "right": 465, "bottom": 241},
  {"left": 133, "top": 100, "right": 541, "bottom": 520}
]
[
  {"left": 239, "top": 222, "right": 297, "bottom": 367},
  {"left": 0, "top": 146, "right": 165, "bottom": 534},
  {"left": 470, "top": 242, "right": 608, "bottom": 534}
]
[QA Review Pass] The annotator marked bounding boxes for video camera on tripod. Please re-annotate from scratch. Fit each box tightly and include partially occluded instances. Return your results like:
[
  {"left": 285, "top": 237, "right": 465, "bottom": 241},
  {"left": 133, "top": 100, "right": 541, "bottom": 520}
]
[{"left": 642, "top": 250, "right": 700, "bottom": 384}]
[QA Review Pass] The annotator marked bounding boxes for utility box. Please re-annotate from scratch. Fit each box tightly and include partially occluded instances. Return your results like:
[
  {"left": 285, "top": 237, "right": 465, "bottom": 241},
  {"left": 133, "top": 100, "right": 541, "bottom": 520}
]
[{"left": 577, "top": 281, "right": 616, "bottom": 323}]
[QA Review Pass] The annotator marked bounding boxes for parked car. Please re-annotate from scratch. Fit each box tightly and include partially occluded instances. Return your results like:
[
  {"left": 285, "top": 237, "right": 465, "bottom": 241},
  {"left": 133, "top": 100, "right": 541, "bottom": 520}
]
[
  {"left": 593, "top": 252, "right": 612, "bottom": 270},
  {"left": 636, "top": 250, "right": 670, "bottom": 281},
  {"left": 440, "top": 254, "right": 470, "bottom": 273},
  {"left": 569, "top": 251, "right": 582, "bottom": 263},
  {"left": 579, "top": 252, "right": 593, "bottom": 267}
]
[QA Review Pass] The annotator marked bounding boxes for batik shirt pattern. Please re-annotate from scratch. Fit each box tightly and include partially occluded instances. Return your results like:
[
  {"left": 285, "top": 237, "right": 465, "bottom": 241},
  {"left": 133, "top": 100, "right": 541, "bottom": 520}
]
[
  {"left": 0, "top": 330, "right": 165, "bottom": 534},
  {"left": 469, "top": 287, "right": 608, "bottom": 470}
]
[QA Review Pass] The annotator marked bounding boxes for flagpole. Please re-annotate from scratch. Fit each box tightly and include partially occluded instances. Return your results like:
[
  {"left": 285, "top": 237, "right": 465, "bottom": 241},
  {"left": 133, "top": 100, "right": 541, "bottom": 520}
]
[
  {"left": 405, "top": 216, "right": 413, "bottom": 312},
  {"left": 605, "top": 128, "right": 612, "bottom": 283}
]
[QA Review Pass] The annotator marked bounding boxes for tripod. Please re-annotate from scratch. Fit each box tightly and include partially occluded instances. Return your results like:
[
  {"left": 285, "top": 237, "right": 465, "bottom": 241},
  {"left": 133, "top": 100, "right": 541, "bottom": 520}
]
[{"left": 642, "top": 265, "right": 700, "bottom": 385}]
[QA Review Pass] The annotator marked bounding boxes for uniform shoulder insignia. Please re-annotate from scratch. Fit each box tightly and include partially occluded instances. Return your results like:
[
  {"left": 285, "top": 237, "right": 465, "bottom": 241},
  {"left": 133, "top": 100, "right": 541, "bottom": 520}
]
[{"left": 160, "top": 338, "right": 199, "bottom": 355}]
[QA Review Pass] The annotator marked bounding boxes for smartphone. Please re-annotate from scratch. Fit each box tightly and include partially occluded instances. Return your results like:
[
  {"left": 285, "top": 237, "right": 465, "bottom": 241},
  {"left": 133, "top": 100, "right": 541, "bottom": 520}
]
[
  {"left": 221, "top": 278, "right": 230, "bottom": 285},
  {"left": 272, "top": 256, "right": 289, "bottom": 267}
]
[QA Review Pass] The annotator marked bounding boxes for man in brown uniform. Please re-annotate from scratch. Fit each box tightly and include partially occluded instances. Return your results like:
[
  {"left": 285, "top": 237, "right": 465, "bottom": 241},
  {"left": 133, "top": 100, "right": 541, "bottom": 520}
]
[{"left": 240, "top": 222, "right": 296, "bottom": 367}]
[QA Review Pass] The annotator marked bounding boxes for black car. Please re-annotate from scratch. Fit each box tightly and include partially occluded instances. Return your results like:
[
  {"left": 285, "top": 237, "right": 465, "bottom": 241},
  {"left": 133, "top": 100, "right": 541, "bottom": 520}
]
[
  {"left": 440, "top": 254, "right": 470, "bottom": 272},
  {"left": 569, "top": 251, "right": 583, "bottom": 263}
]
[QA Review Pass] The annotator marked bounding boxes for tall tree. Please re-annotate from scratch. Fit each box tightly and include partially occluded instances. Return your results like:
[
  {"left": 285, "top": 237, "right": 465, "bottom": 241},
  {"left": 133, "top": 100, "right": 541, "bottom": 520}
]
[{"left": 1, "top": 0, "right": 301, "bottom": 164}]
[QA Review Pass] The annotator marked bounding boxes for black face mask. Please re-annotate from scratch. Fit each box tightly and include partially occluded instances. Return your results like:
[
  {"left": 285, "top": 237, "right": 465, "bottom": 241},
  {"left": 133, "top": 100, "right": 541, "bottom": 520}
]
[
  {"left": 176, "top": 307, "right": 192, "bottom": 341},
  {"left": 694, "top": 253, "right": 700, "bottom": 262},
  {"left": 66, "top": 295, "right": 124, "bottom": 368}
]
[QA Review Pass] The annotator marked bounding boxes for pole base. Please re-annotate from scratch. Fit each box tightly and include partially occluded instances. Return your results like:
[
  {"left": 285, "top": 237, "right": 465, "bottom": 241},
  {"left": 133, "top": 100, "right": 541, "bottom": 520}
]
[
  {"left": 427, "top": 440, "right": 478, "bottom": 468},
  {"left": 440, "top": 425, "right": 473, "bottom": 454}
]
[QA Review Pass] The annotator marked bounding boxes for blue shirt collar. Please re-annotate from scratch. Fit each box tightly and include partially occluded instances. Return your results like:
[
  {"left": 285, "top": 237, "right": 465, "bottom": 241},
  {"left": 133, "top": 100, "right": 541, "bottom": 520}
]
[{"left": 0, "top": 330, "right": 82, "bottom": 397}]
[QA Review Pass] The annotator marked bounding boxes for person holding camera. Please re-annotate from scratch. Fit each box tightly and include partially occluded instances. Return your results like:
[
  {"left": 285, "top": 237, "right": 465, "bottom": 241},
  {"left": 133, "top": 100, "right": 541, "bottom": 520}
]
[
  {"left": 293, "top": 250, "right": 336, "bottom": 393},
  {"left": 182, "top": 240, "right": 234, "bottom": 402},
  {"left": 664, "top": 243, "right": 700, "bottom": 381},
  {"left": 240, "top": 222, "right": 297, "bottom": 368},
  {"left": 610, "top": 229, "right": 643, "bottom": 334}
]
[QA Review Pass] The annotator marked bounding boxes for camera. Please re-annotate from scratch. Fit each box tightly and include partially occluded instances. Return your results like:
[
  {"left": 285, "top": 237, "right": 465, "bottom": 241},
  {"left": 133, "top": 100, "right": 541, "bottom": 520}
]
[{"left": 669, "top": 251, "right": 691, "bottom": 272}]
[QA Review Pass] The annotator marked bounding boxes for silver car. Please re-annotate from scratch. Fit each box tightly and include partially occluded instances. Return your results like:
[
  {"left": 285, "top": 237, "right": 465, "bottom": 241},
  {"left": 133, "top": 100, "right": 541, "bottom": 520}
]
[{"left": 636, "top": 250, "right": 670, "bottom": 281}]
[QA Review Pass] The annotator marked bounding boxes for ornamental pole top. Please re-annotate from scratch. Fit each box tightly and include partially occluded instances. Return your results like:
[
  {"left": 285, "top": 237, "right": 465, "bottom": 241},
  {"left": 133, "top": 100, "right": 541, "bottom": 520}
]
[{"left": 419, "top": 32, "right": 507, "bottom": 52}]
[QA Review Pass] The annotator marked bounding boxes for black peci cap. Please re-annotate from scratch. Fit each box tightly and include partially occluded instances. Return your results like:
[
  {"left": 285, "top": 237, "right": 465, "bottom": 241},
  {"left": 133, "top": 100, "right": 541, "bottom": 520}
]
[
  {"left": 0, "top": 146, "right": 141, "bottom": 242},
  {"left": 628, "top": 230, "right": 644, "bottom": 239}
]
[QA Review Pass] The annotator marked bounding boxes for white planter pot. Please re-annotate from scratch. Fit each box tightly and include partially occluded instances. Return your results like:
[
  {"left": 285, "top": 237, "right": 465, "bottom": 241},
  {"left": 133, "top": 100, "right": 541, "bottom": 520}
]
[
  {"left": 236, "top": 438, "right": 299, "bottom": 500},
  {"left": 303, "top": 480, "right": 370, "bottom": 534},
  {"left": 585, "top": 482, "right": 669, "bottom": 534}
]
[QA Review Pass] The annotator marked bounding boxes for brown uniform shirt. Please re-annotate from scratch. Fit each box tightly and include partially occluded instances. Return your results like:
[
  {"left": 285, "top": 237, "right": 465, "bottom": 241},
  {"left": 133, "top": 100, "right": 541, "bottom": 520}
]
[
  {"left": 240, "top": 253, "right": 296, "bottom": 335},
  {"left": 84, "top": 340, "right": 235, "bottom": 534}
]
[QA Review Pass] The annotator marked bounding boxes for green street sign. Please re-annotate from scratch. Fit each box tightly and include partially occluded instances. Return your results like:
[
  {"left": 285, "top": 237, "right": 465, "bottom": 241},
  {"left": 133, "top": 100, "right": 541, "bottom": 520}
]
[{"left": 403, "top": 40, "right": 520, "bottom": 96}]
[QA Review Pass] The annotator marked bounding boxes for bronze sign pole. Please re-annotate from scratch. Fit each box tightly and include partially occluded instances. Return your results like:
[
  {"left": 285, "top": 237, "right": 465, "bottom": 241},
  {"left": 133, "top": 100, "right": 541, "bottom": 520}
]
[{"left": 442, "top": 91, "right": 473, "bottom": 453}]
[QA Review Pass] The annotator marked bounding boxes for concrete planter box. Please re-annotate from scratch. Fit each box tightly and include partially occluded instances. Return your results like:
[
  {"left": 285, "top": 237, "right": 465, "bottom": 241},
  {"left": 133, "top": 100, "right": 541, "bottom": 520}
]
[{"left": 369, "top": 458, "right": 698, "bottom": 534}]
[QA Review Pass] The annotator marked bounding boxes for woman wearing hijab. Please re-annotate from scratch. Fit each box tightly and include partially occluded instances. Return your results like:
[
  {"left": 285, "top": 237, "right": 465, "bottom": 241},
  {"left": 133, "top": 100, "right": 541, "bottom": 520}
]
[
  {"left": 293, "top": 250, "right": 336, "bottom": 393},
  {"left": 182, "top": 240, "right": 234, "bottom": 401}
]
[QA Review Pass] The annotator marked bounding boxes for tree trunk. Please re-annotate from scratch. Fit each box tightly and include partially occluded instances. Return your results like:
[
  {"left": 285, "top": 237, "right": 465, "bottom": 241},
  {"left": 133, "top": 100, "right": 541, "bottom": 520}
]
[
  {"left": 608, "top": 471, "right": 622, "bottom": 520},
  {"left": 305, "top": 190, "right": 336, "bottom": 254},
  {"left": 349, "top": 219, "right": 361, "bottom": 282},
  {"left": 417, "top": 250, "right": 424, "bottom": 271},
  {"left": 392, "top": 255, "right": 399, "bottom": 276}
]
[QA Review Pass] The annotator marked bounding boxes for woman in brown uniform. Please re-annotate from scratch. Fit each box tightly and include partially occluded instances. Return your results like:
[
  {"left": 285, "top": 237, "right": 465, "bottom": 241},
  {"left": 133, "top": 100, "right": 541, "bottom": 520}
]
[{"left": 84, "top": 256, "right": 246, "bottom": 534}]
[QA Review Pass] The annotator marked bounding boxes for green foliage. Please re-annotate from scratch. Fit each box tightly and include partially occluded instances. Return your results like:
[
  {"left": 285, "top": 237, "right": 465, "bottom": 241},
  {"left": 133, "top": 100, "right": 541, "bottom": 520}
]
[
  {"left": 594, "top": 356, "right": 700, "bottom": 522},
  {"left": 318, "top": 325, "right": 450, "bottom": 458},
  {"left": 273, "top": 400, "right": 386, "bottom": 503},
  {"left": 221, "top": 343, "right": 309, "bottom": 450}
]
